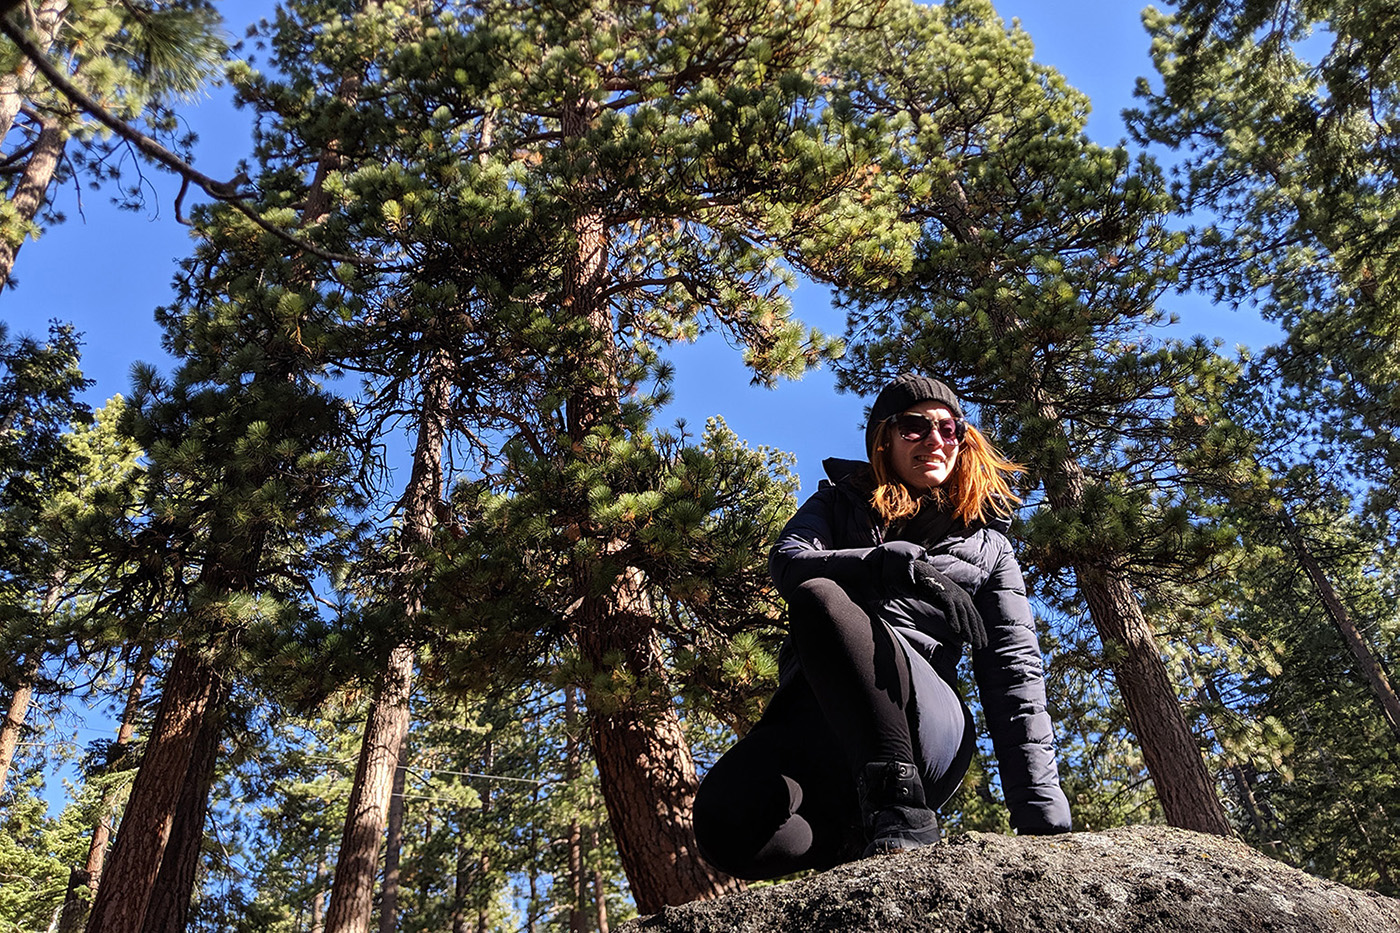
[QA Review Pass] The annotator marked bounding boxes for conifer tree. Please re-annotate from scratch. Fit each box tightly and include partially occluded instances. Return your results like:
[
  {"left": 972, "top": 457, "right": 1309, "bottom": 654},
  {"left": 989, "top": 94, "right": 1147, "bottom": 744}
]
[
  {"left": 80, "top": 176, "right": 359, "bottom": 932},
  {"left": 0, "top": 321, "right": 91, "bottom": 793},
  {"left": 820, "top": 0, "right": 1255, "bottom": 835},
  {"left": 1211, "top": 466, "right": 1400, "bottom": 892},
  {"left": 1131, "top": 0, "right": 1400, "bottom": 518},
  {"left": 216, "top": 0, "right": 890, "bottom": 910}
]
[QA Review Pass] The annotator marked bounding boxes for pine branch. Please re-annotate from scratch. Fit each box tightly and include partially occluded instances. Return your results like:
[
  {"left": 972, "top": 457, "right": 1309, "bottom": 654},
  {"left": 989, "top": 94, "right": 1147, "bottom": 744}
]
[{"left": 0, "top": 11, "right": 372, "bottom": 267}]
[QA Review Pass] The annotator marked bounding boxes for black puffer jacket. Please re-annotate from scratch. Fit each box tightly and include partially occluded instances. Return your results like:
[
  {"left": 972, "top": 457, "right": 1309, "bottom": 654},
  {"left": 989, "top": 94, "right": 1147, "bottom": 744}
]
[{"left": 768, "top": 458, "right": 1071, "bottom": 835}]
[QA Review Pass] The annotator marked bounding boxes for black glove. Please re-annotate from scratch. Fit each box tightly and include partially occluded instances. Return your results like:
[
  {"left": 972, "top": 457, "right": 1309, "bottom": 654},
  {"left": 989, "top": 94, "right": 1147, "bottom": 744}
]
[
  {"left": 862, "top": 540, "right": 926, "bottom": 589},
  {"left": 909, "top": 560, "right": 987, "bottom": 649}
]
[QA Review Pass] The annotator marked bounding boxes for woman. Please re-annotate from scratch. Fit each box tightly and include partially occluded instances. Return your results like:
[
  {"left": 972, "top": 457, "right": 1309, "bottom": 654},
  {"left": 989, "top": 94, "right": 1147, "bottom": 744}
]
[{"left": 693, "top": 373, "right": 1071, "bottom": 879}]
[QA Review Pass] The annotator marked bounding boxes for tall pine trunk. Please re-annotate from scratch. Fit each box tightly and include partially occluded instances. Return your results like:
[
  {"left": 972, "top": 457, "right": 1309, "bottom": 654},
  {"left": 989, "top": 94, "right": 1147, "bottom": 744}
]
[
  {"left": 142, "top": 694, "right": 225, "bottom": 933},
  {"left": 1278, "top": 506, "right": 1400, "bottom": 743},
  {"left": 564, "top": 687, "right": 586, "bottom": 933},
  {"left": 556, "top": 93, "right": 740, "bottom": 911},
  {"left": 1034, "top": 394, "right": 1229, "bottom": 835},
  {"left": 377, "top": 747, "right": 409, "bottom": 933},
  {"left": 0, "top": 116, "right": 66, "bottom": 285},
  {"left": 83, "top": 646, "right": 224, "bottom": 933},
  {"left": 0, "top": 653, "right": 39, "bottom": 794},
  {"left": 0, "top": 0, "right": 66, "bottom": 141},
  {"left": 324, "top": 350, "right": 450, "bottom": 933}
]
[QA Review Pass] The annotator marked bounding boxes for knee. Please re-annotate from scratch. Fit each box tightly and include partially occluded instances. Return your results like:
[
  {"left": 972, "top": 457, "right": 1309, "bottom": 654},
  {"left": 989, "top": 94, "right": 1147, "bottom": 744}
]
[
  {"left": 787, "top": 578, "right": 864, "bottom": 646},
  {"left": 788, "top": 577, "right": 846, "bottom": 618},
  {"left": 692, "top": 758, "right": 793, "bottom": 877},
  {"left": 692, "top": 764, "right": 752, "bottom": 874}
]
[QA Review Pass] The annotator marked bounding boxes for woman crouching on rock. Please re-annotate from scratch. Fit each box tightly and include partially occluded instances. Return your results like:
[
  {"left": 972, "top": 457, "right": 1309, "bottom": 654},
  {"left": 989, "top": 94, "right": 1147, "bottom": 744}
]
[{"left": 693, "top": 373, "right": 1071, "bottom": 879}]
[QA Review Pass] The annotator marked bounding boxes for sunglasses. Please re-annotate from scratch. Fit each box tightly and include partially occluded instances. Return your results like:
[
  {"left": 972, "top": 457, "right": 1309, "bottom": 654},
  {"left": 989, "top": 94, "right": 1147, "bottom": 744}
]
[{"left": 887, "top": 412, "right": 961, "bottom": 445}]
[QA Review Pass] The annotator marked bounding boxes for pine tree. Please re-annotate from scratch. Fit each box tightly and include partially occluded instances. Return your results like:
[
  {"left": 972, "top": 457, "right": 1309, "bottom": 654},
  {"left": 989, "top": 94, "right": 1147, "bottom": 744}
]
[
  {"left": 79, "top": 181, "right": 359, "bottom": 931},
  {"left": 1212, "top": 466, "right": 1400, "bottom": 892},
  {"left": 215, "top": 0, "right": 883, "bottom": 910},
  {"left": 1131, "top": 0, "right": 1400, "bottom": 519},
  {"left": 0, "top": 321, "right": 92, "bottom": 793}
]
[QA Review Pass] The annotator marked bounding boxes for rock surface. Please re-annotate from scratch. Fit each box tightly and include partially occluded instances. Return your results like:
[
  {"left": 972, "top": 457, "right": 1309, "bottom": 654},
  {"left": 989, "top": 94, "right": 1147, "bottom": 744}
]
[{"left": 621, "top": 826, "right": 1400, "bottom": 933}]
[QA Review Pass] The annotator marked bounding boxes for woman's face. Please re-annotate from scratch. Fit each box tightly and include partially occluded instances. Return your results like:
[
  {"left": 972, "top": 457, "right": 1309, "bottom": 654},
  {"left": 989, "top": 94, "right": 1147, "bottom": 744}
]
[{"left": 889, "top": 403, "right": 960, "bottom": 491}]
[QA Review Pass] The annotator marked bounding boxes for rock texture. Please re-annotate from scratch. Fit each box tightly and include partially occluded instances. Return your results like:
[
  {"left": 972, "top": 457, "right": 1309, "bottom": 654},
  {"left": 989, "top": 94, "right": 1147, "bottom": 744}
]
[{"left": 622, "top": 826, "right": 1400, "bottom": 933}]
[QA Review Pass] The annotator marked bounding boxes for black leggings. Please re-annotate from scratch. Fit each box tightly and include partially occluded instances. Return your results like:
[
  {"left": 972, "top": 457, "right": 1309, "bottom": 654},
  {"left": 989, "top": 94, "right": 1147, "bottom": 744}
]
[{"left": 693, "top": 578, "right": 974, "bottom": 880}]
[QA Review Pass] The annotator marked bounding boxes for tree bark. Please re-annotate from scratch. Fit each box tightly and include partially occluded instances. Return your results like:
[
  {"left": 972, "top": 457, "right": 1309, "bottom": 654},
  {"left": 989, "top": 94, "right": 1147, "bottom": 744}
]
[
  {"left": 590, "top": 817, "right": 610, "bottom": 933},
  {"left": 559, "top": 93, "right": 742, "bottom": 911},
  {"left": 0, "top": 653, "right": 39, "bottom": 794},
  {"left": 0, "top": 0, "right": 67, "bottom": 142},
  {"left": 325, "top": 350, "right": 449, "bottom": 933},
  {"left": 143, "top": 687, "right": 226, "bottom": 933},
  {"left": 1075, "top": 562, "right": 1232, "bottom": 834},
  {"left": 0, "top": 104, "right": 66, "bottom": 285},
  {"left": 323, "top": 644, "right": 415, "bottom": 933},
  {"left": 565, "top": 687, "right": 586, "bottom": 933},
  {"left": 84, "top": 646, "right": 223, "bottom": 933},
  {"left": 1278, "top": 506, "right": 1400, "bottom": 744}
]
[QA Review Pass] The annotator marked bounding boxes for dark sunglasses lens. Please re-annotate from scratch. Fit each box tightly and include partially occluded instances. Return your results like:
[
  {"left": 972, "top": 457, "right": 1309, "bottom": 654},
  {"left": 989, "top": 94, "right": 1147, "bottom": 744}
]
[
  {"left": 893, "top": 414, "right": 932, "bottom": 441},
  {"left": 892, "top": 413, "right": 957, "bottom": 444}
]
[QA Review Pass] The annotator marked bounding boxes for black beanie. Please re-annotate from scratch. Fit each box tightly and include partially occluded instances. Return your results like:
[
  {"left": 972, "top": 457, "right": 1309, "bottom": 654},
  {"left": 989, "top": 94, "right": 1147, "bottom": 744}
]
[{"left": 864, "top": 373, "right": 964, "bottom": 457}]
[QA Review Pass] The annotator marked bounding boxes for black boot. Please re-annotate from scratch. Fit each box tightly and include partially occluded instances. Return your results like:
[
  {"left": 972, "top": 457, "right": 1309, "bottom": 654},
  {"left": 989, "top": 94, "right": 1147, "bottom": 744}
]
[{"left": 857, "top": 761, "right": 941, "bottom": 857}]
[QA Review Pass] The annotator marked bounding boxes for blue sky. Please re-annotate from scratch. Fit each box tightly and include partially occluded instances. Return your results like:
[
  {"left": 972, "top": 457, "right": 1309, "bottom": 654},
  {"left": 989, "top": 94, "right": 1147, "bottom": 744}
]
[{"left": 4, "top": 0, "right": 1282, "bottom": 501}]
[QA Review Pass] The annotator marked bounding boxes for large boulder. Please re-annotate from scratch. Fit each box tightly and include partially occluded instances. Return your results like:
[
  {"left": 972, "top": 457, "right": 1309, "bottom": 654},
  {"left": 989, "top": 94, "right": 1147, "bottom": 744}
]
[{"left": 623, "top": 826, "right": 1400, "bottom": 932}]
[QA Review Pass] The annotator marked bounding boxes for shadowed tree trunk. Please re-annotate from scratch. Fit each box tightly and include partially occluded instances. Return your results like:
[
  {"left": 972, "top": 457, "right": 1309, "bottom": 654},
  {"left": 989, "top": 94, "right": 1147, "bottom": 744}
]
[
  {"left": 565, "top": 686, "right": 585, "bottom": 933},
  {"left": 143, "top": 689, "right": 226, "bottom": 933},
  {"left": 83, "top": 646, "right": 223, "bottom": 933},
  {"left": 324, "top": 349, "right": 450, "bottom": 933},
  {"left": 377, "top": 747, "right": 409, "bottom": 933},
  {"left": 1278, "top": 506, "right": 1400, "bottom": 744}
]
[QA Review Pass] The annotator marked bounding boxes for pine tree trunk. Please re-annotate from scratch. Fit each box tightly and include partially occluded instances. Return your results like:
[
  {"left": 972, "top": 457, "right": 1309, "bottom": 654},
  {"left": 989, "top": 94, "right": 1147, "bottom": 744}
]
[
  {"left": 84, "top": 646, "right": 223, "bottom": 933},
  {"left": 590, "top": 819, "right": 609, "bottom": 933},
  {"left": 451, "top": 835, "right": 472, "bottom": 933},
  {"left": 475, "top": 737, "right": 493, "bottom": 933},
  {"left": 558, "top": 94, "right": 741, "bottom": 910},
  {"left": 1278, "top": 507, "right": 1400, "bottom": 744},
  {"left": 323, "top": 643, "right": 415, "bottom": 933},
  {"left": 142, "top": 688, "right": 226, "bottom": 933},
  {"left": 0, "top": 653, "right": 39, "bottom": 794},
  {"left": 56, "top": 656, "right": 150, "bottom": 933},
  {"left": 325, "top": 351, "right": 449, "bottom": 933},
  {"left": 0, "top": 116, "right": 68, "bottom": 286},
  {"left": 1075, "top": 562, "right": 1232, "bottom": 835},
  {"left": 309, "top": 859, "right": 328, "bottom": 933},
  {"left": 377, "top": 748, "right": 409, "bottom": 933},
  {"left": 565, "top": 687, "right": 586, "bottom": 933},
  {"left": 0, "top": 0, "right": 66, "bottom": 142}
]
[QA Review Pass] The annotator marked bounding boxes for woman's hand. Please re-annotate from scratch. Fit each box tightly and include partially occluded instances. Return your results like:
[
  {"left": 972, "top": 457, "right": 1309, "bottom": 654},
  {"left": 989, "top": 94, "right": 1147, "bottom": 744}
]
[
  {"left": 863, "top": 540, "right": 927, "bottom": 587},
  {"left": 909, "top": 560, "right": 988, "bottom": 649}
]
